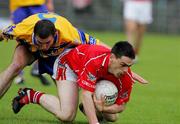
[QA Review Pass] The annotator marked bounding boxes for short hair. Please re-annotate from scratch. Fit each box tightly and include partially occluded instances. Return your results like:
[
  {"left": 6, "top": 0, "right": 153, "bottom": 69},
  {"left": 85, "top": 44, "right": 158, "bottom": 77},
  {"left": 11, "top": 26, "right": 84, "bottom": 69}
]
[
  {"left": 111, "top": 41, "right": 135, "bottom": 59},
  {"left": 34, "top": 20, "right": 56, "bottom": 39}
]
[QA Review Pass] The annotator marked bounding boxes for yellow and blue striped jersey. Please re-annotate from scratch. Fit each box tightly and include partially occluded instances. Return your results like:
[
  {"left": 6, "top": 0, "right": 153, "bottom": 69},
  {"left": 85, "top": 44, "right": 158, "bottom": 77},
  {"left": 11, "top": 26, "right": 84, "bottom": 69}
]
[{"left": 3, "top": 13, "right": 100, "bottom": 57}]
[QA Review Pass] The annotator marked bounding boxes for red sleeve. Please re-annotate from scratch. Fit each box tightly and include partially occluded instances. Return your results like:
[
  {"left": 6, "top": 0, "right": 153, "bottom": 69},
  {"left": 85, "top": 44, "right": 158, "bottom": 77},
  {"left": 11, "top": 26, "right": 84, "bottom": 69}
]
[{"left": 115, "top": 87, "right": 132, "bottom": 105}]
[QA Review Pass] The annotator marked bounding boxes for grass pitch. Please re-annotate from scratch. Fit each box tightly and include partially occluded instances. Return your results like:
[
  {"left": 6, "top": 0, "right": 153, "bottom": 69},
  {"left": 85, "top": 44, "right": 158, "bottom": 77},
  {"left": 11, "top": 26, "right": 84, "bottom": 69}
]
[{"left": 0, "top": 32, "right": 180, "bottom": 124}]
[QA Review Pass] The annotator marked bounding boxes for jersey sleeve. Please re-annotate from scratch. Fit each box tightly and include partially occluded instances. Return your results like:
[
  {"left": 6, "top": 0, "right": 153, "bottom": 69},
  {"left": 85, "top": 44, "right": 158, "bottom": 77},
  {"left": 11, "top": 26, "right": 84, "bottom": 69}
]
[
  {"left": 2, "top": 24, "right": 17, "bottom": 40},
  {"left": 77, "top": 29, "right": 100, "bottom": 45},
  {"left": 2, "top": 16, "right": 35, "bottom": 41},
  {"left": 77, "top": 60, "right": 98, "bottom": 92}
]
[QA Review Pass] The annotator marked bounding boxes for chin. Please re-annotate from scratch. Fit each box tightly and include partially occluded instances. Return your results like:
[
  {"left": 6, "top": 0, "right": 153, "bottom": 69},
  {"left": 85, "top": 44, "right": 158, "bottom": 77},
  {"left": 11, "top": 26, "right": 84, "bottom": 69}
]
[
  {"left": 116, "top": 73, "right": 123, "bottom": 77},
  {"left": 114, "top": 74, "right": 120, "bottom": 78}
]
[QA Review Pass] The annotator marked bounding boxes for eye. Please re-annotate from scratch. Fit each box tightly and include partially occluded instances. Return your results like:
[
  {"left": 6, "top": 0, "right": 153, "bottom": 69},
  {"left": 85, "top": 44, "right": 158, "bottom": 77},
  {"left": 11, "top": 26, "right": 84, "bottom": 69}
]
[
  {"left": 122, "top": 64, "right": 127, "bottom": 67},
  {"left": 120, "top": 63, "right": 128, "bottom": 67}
]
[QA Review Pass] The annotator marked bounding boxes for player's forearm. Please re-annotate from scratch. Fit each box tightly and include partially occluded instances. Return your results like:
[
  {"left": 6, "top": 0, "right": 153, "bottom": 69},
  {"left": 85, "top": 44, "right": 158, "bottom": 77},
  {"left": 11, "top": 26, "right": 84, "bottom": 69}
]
[
  {"left": 102, "top": 103, "right": 126, "bottom": 114},
  {"left": 82, "top": 90, "right": 99, "bottom": 124},
  {"left": 132, "top": 71, "right": 148, "bottom": 84}
]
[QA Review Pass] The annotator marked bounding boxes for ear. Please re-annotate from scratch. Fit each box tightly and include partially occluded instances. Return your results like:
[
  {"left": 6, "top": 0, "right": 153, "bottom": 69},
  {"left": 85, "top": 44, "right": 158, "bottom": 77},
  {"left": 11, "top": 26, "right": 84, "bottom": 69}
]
[
  {"left": 110, "top": 53, "right": 116, "bottom": 59},
  {"left": 110, "top": 54, "right": 116, "bottom": 63}
]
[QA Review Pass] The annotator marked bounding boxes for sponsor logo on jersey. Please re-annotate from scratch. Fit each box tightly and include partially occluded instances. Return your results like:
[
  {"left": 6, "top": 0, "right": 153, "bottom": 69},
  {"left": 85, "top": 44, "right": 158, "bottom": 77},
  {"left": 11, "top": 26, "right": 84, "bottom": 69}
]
[
  {"left": 87, "top": 72, "right": 96, "bottom": 82},
  {"left": 82, "top": 80, "right": 95, "bottom": 89}
]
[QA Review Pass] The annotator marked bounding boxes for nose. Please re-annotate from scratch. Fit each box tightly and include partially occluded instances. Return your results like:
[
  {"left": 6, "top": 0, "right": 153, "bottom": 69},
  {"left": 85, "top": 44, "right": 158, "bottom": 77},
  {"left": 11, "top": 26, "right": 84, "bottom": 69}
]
[{"left": 41, "top": 44, "right": 49, "bottom": 51}]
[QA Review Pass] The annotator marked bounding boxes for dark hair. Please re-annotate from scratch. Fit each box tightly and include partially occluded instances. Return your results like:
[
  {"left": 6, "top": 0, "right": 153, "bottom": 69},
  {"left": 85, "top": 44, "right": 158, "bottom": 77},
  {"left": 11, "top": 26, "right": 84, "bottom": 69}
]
[
  {"left": 111, "top": 41, "right": 135, "bottom": 59},
  {"left": 34, "top": 20, "right": 56, "bottom": 39}
]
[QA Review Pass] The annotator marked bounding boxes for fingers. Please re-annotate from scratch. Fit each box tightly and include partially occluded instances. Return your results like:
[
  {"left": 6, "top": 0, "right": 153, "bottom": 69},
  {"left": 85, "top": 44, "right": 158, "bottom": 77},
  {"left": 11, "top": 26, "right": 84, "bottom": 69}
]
[
  {"left": 93, "top": 94, "right": 105, "bottom": 104},
  {"left": 138, "top": 78, "right": 148, "bottom": 84},
  {"left": 100, "top": 94, "right": 105, "bottom": 103}
]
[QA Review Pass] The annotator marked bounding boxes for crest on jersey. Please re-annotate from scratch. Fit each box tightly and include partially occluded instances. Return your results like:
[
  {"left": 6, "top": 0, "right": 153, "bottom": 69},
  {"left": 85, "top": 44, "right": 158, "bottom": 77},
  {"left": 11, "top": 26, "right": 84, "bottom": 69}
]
[{"left": 87, "top": 72, "right": 96, "bottom": 82}]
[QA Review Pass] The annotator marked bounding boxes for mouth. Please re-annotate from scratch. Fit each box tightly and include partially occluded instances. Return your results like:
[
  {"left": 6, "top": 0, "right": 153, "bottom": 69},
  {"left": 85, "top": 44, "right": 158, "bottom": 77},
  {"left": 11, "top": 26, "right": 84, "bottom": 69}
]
[{"left": 116, "top": 72, "right": 122, "bottom": 77}]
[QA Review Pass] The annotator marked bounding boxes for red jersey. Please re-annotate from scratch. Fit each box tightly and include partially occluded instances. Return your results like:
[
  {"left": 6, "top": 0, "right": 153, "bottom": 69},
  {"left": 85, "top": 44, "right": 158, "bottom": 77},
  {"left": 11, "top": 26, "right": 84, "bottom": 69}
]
[{"left": 57, "top": 44, "right": 134, "bottom": 105}]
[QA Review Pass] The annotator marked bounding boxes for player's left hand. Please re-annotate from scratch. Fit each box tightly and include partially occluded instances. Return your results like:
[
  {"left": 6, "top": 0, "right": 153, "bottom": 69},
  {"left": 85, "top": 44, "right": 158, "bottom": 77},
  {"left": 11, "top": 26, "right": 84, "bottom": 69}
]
[
  {"left": 93, "top": 94, "right": 105, "bottom": 112},
  {"left": 132, "top": 72, "right": 148, "bottom": 84}
]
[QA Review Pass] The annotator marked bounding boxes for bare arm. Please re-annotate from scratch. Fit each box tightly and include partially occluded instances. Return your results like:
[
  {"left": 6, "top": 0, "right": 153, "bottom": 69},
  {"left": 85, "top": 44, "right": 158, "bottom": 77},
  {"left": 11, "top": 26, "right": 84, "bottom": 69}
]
[
  {"left": 82, "top": 89, "right": 99, "bottom": 124},
  {"left": 102, "top": 103, "right": 126, "bottom": 114},
  {"left": 132, "top": 71, "right": 148, "bottom": 84},
  {"left": 93, "top": 94, "right": 126, "bottom": 114}
]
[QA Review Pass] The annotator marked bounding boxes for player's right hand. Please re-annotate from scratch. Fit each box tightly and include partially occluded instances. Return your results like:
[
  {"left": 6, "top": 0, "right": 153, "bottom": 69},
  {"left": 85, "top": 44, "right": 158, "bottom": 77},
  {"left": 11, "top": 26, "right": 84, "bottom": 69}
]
[
  {"left": 0, "top": 33, "right": 4, "bottom": 42},
  {"left": 93, "top": 94, "right": 105, "bottom": 112}
]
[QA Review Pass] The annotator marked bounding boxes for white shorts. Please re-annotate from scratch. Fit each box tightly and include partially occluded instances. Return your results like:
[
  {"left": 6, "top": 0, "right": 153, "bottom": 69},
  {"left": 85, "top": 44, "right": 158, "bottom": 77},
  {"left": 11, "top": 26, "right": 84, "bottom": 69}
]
[
  {"left": 123, "top": 0, "right": 153, "bottom": 24},
  {"left": 52, "top": 49, "right": 77, "bottom": 82}
]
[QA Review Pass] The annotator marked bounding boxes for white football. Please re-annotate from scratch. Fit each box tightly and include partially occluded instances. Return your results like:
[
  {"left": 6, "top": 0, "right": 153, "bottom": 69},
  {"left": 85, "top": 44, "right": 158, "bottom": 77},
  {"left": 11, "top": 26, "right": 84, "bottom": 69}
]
[{"left": 95, "top": 80, "right": 118, "bottom": 106}]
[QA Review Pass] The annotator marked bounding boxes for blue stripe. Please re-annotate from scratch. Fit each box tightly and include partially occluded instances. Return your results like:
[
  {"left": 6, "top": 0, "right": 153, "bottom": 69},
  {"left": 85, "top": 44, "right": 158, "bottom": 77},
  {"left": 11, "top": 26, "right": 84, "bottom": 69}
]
[
  {"left": 4, "top": 25, "right": 16, "bottom": 34},
  {"left": 78, "top": 30, "right": 86, "bottom": 44}
]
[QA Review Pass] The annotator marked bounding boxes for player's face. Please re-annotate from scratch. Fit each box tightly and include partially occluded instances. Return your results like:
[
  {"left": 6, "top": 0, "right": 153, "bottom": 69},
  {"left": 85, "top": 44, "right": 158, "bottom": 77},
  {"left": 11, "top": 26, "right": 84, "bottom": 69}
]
[
  {"left": 108, "top": 55, "right": 133, "bottom": 78},
  {"left": 35, "top": 35, "right": 54, "bottom": 51}
]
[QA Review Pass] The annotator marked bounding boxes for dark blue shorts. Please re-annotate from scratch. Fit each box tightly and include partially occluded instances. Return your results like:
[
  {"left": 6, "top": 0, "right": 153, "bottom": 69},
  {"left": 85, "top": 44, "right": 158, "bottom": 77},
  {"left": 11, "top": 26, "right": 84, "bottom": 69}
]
[
  {"left": 11, "top": 4, "right": 48, "bottom": 24},
  {"left": 31, "top": 50, "right": 57, "bottom": 76},
  {"left": 38, "top": 56, "right": 58, "bottom": 76}
]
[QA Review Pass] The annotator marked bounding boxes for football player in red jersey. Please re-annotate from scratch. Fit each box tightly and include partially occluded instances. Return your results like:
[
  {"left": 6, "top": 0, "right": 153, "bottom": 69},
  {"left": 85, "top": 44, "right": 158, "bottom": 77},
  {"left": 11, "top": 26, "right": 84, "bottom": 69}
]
[{"left": 12, "top": 41, "right": 147, "bottom": 123}]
